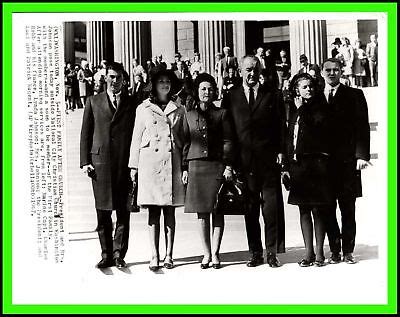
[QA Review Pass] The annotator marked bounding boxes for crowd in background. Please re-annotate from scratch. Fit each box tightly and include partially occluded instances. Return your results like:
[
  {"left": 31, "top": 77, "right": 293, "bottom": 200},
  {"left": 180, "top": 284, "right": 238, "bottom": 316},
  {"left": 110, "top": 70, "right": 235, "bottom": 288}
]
[{"left": 65, "top": 33, "right": 378, "bottom": 115}]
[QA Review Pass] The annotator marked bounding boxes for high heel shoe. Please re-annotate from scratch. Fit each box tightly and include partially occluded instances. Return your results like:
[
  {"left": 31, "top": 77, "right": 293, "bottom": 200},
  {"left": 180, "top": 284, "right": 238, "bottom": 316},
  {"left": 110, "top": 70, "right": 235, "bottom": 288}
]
[
  {"left": 163, "top": 256, "right": 174, "bottom": 269},
  {"left": 200, "top": 257, "right": 211, "bottom": 269},
  {"left": 212, "top": 255, "right": 222, "bottom": 269},
  {"left": 149, "top": 257, "right": 160, "bottom": 272}
]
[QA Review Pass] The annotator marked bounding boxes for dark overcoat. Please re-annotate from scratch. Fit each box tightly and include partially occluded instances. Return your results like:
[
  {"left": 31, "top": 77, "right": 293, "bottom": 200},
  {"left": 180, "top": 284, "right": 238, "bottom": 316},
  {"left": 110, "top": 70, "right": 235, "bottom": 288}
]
[
  {"left": 286, "top": 99, "right": 334, "bottom": 205},
  {"left": 318, "top": 84, "right": 370, "bottom": 199},
  {"left": 80, "top": 91, "right": 136, "bottom": 210}
]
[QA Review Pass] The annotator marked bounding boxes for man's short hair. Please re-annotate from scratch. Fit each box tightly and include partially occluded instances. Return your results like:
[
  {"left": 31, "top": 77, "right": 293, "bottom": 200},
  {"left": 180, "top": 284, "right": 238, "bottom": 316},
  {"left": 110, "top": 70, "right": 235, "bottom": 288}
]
[
  {"left": 240, "top": 55, "right": 260, "bottom": 69},
  {"left": 299, "top": 54, "right": 308, "bottom": 62},
  {"left": 321, "top": 58, "right": 342, "bottom": 70},
  {"left": 106, "top": 61, "right": 125, "bottom": 74}
]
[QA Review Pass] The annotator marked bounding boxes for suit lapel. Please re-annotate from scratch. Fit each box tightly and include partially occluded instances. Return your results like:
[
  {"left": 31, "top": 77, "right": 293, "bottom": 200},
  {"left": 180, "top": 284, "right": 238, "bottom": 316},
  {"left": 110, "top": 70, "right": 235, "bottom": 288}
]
[
  {"left": 332, "top": 84, "right": 345, "bottom": 109},
  {"left": 111, "top": 94, "right": 129, "bottom": 123},
  {"left": 251, "top": 87, "right": 270, "bottom": 113},
  {"left": 98, "top": 92, "right": 114, "bottom": 120},
  {"left": 237, "top": 86, "right": 249, "bottom": 110}
]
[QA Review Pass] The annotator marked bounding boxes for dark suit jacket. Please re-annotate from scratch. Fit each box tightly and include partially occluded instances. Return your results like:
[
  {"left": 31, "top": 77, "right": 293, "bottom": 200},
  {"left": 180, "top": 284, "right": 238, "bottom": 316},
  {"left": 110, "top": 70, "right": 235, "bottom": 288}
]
[
  {"left": 297, "top": 63, "right": 320, "bottom": 75},
  {"left": 221, "top": 56, "right": 239, "bottom": 78},
  {"left": 222, "top": 85, "right": 286, "bottom": 177},
  {"left": 183, "top": 104, "right": 235, "bottom": 169},
  {"left": 318, "top": 84, "right": 370, "bottom": 198},
  {"left": 80, "top": 91, "right": 136, "bottom": 210},
  {"left": 174, "top": 69, "right": 191, "bottom": 81}
]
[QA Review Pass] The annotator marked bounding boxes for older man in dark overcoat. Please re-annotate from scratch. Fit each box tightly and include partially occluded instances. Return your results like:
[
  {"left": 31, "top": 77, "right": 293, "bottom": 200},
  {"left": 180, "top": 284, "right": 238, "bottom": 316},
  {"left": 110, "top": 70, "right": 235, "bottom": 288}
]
[
  {"left": 80, "top": 62, "right": 136, "bottom": 269},
  {"left": 222, "top": 55, "right": 286, "bottom": 268},
  {"left": 319, "top": 58, "right": 371, "bottom": 264}
]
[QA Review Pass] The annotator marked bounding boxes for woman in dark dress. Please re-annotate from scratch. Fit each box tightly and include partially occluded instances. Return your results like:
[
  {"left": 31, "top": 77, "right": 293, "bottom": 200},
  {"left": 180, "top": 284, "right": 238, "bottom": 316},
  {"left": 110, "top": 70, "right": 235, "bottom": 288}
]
[
  {"left": 284, "top": 73, "right": 334, "bottom": 267},
  {"left": 182, "top": 73, "right": 234, "bottom": 269}
]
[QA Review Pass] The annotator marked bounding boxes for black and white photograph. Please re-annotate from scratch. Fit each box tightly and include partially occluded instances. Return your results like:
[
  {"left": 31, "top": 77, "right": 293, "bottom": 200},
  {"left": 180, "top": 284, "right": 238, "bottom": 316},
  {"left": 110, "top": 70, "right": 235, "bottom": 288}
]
[{"left": 12, "top": 12, "right": 388, "bottom": 306}]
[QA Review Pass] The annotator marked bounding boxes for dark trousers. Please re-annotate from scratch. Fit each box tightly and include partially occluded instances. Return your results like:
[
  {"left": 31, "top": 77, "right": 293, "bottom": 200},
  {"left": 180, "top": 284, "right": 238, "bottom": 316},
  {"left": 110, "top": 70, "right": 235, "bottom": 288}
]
[
  {"left": 96, "top": 209, "right": 130, "bottom": 260},
  {"left": 324, "top": 198, "right": 356, "bottom": 254},
  {"left": 244, "top": 170, "right": 285, "bottom": 255}
]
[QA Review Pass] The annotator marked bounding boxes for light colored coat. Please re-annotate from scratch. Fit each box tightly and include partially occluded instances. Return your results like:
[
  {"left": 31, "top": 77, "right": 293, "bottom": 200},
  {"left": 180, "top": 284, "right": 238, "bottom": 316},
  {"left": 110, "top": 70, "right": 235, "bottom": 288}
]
[{"left": 129, "top": 99, "right": 186, "bottom": 206}]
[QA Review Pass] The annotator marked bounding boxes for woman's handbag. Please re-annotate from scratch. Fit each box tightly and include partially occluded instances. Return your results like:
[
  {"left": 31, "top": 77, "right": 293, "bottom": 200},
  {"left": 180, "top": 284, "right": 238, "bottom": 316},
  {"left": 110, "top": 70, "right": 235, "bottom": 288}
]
[
  {"left": 126, "top": 178, "right": 140, "bottom": 213},
  {"left": 214, "top": 178, "right": 248, "bottom": 215}
]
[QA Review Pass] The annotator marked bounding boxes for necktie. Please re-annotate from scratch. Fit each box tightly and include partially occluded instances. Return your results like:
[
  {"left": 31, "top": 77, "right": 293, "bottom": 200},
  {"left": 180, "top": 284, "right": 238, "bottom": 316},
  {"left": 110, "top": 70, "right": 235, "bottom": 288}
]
[
  {"left": 248, "top": 87, "right": 255, "bottom": 109},
  {"left": 328, "top": 88, "right": 334, "bottom": 105},
  {"left": 112, "top": 94, "right": 118, "bottom": 109}
]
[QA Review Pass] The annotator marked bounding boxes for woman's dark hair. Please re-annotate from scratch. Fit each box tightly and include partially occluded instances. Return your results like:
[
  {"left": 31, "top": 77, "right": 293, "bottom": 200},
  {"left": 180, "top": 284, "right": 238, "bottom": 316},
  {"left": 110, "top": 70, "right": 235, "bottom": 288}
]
[
  {"left": 192, "top": 73, "right": 218, "bottom": 104},
  {"left": 149, "top": 69, "right": 181, "bottom": 103},
  {"left": 288, "top": 73, "right": 315, "bottom": 98}
]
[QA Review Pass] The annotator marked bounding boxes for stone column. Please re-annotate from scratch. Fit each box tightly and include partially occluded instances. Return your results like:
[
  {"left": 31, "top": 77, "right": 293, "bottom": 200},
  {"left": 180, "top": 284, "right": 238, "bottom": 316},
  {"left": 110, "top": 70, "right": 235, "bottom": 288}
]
[
  {"left": 113, "top": 21, "right": 151, "bottom": 85},
  {"left": 198, "top": 21, "right": 229, "bottom": 75},
  {"left": 86, "top": 21, "right": 107, "bottom": 67},
  {"left": 289, "top": 20, "right": 327, "bottom": 74},
  {"left": 63, "top": 22, "right": 75, "bottom": 64},
  {"left": 151, "top": 21, "right": 175, "bottom": 67},
  {"left": 233, "top": 20, "right": 246, "bottom": 61}
]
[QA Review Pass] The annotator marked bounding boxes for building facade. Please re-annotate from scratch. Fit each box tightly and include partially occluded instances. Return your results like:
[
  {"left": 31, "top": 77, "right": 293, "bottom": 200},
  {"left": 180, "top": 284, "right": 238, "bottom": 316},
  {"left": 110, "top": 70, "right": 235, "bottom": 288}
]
[{"left": 64, "top": 19, "right": 377, "bottom": 84}]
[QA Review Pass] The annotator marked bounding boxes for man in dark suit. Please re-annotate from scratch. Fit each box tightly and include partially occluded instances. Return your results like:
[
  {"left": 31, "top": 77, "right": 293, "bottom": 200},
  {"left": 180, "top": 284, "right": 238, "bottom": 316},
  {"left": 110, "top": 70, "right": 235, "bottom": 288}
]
[
  {"left": 222, "top": 55, "right": 286, "bottom": 267},
  {"left": 174, "top": 60, "right": 192, "bottom": 81},
  {"left": 319, "top": 58, "right": 371, "bottom": 264},
  {"left": 80, "top": 62, "right": 136, "bottom": 269},
  {"left": 221, "top": 46, "right": 239, "bottom": 78},
  {"left": 297, "top": 54, "right": 320, "bottom": 75},
  {"left": 255, "top": 47, "right": 266, "bottom": 69}
]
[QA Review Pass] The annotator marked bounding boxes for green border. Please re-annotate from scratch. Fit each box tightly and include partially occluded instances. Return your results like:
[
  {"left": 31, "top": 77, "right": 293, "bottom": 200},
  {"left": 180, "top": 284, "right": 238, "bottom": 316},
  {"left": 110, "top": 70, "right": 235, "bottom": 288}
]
[{"left": 2, "top": 2, "right": 397, "bottom": 314}]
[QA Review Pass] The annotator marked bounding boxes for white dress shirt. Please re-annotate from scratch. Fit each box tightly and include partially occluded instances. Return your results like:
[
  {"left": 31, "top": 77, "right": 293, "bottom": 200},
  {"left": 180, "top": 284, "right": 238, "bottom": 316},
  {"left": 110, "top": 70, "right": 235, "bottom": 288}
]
[
  {"left": 324, "top": 83, "right": 340, "bottom": 103},
  {"left": 107, "top": 90, "right": 121, "bottom": 109}
]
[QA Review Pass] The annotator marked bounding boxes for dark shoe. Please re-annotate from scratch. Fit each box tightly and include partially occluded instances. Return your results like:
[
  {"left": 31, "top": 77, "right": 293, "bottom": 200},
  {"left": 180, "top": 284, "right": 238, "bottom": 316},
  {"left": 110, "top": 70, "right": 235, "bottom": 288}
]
[
  {"left": 114, "top": 257, "right": 127, "bottom": 268},
  {"left": 96, "top": 258, "right": 113, "bottom": 269},
  {"left": 212, "top": 254, "right": 222, "bottom": 269},
  {"left": 343, "top": 253, "right": 357, "bottom": 264},
  {"left": 212, "top": 263, "right": 222, "bottom": 269},
  {"left": 149, "top": 257, "right": 160, "bottom": 271},
  {"left": 298, "top": 256, "right": 315, "bottom": 267},
  {"left": 314, "top": 256, "right": 326, "bottom": 267},
  {"left": 149, "top": 265, "right": 160, "bottom": 272},
  {"left": 246, "top": 253, "right": 264, "bottom": 267},
  {"left": 328, "top": 252, "right": 342, "bottom": 264},
  {"left": 163, "top": 256, "right": 174, "bottom": 269},
  {"left": 200, "top": 256, "right": 211, "bottom": 269},
  {"left": 266, "top": 253, "right": 281, "bottom": 268}
]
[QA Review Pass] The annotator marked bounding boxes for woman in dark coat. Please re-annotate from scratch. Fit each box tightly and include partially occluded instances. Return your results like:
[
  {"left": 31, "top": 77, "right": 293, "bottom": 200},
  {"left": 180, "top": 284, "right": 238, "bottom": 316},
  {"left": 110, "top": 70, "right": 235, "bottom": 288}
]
[
  {"left": 284, "top": 73, "right": 334, "bottom": 267},
  {"left": 182, "top": 73, "right": 234, "bottom": 269}
]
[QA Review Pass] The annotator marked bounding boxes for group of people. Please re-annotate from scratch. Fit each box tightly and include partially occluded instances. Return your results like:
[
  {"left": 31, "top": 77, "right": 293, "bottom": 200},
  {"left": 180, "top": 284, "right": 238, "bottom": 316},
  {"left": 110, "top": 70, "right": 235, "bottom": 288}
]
[
  {"left": 79, "top": 53, "right": 371, "bottom": 271},
  {"left": 330, "top": 34, "right": 378, "bottom": 87},
  {"left": 64, "top": 59, "right": 109, "bottom": 113}
]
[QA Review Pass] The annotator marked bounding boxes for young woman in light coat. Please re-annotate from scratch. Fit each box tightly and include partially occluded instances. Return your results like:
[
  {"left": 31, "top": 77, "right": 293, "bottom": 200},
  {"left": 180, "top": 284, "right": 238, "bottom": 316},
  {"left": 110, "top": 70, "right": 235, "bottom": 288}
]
[{"left": 129, "top": 70, "right": 186, "bottom": 271}]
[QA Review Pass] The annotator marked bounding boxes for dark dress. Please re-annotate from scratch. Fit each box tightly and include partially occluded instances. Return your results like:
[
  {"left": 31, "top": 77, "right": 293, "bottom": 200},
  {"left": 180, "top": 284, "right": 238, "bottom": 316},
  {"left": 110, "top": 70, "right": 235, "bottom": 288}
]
[
  {"left": 183, "top": 103, "right": 234, "bottom": 213},
  {"left": 286, "top": 98, "right": 334, "bottom": 206}
]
